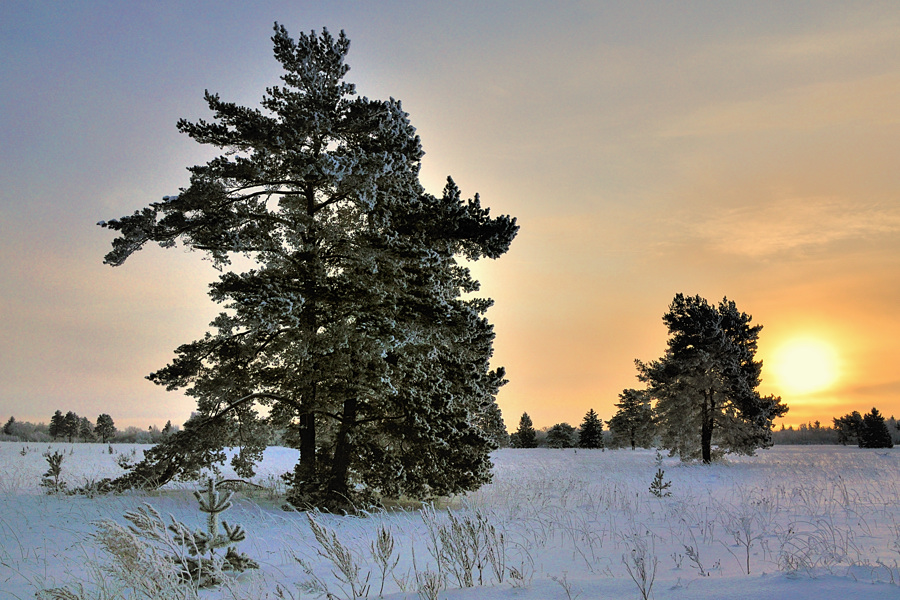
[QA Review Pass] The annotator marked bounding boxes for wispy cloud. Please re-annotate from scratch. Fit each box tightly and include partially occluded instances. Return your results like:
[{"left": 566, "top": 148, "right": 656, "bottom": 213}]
[
  {"left": 659, "top": 73, "right": 900, "bottom": 138},
  {"left": 683, "top": 197, "right": 900, "bottom": 258},
  {"left": 748, "top": 19, "right": 900, "bottom": 64}
]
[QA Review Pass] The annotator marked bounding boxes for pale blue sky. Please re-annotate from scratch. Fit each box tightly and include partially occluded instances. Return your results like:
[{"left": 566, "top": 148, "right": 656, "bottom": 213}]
[{"left": 2, "top": 1, "right": 900, "bottom": 429}]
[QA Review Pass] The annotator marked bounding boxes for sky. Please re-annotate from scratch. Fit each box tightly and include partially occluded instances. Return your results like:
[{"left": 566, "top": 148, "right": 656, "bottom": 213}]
[{"left": 2, "top": 1, "right": 899, "bottom": 431}]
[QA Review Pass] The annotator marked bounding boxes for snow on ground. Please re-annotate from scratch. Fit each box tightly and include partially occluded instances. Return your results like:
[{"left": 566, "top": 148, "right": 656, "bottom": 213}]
[{"left": 2, "top": 443, "right": 900, "bottom": 599}]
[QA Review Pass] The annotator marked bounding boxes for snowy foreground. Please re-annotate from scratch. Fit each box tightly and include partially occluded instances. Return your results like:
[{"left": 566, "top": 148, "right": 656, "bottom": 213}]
[{"left": 3, "top": 444, "right": 900, "bottom": 599}]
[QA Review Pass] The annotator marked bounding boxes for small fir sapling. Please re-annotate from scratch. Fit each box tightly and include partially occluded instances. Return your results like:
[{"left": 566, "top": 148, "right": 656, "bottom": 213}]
[
  {"left": 165, "top": 477, "right": 259, "bottom": 587},
  {"left": 40, "top": 450, "right": 66, "bottom": 494},
  {"left": 649, "top": 468, "right": 672, "bottom": 498}
]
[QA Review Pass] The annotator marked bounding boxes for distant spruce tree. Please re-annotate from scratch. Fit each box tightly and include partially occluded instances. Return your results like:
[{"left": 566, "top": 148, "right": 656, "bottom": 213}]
[
  {"left": 859, "top": 407, "right": 893, "bottom": 448},
  {"left": 78, "top": 416, "right": 95, "bottom": 441},
  {"left": 833, "top": 411, "right": 863, "bottom": 445},
  {"left": 3, "top": 416, "right": 15, "bottom": 436},
  {"left": 546, "top": 423, "right": 576, "bottom": 448},
  {"left": 476, "top": 401, "right": 509, "bottom": 448},
  {"left": 608, "top": 388, "right": 655, "bottom": 450},
  {"left": 95, "top": 414, "right": 117, "bottom": 443},
  {"left": 511, "top": 412, "right": 537, "bottom": 448},
  {"left": 49, "top": 410, "right": 65, "bottom": 440},
  {"left": 63, "top": 411, "right": 80, "bottom": 443},
  {"left": 578, "top": 409, "right": 604, "bottom": 449}
]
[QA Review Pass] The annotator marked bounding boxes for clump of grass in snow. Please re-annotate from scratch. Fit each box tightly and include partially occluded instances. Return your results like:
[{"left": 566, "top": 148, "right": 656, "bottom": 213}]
[{"left": 294, "top": 511, "right": 372, "bottom": 600}]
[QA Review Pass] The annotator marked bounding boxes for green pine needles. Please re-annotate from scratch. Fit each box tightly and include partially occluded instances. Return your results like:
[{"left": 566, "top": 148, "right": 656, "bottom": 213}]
[
  {"left": 99, "top": 24, "right": 518, "bottom": 510},
  {"left": 40, "top": 478, "right": 259, "bottom": 599},
  {"left": 165, "top": 478, "right": 259, "bottom": 587},
  {"left": 40, "top": 450, "right": 66, "bottom": 494},
  {"left": 649, "top": 468, "right": 672, "bottom": 498},
  {"left": 118, "top": 478, "right": 258, "bottom": 589}
]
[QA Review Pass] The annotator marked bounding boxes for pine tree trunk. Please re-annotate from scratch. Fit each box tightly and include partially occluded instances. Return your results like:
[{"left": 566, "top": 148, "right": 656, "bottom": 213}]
[
  {"left": 295, "top": 197, "right": 321, "bottom": 495},
  {"left": 327, "top": 396, "right": 359, "bottom": 507},
  {"left": 701, "top": 392, "right": 715, "bottom": 464},
  {"left": 297, "top": 412, "right": 317, "bottom": 477}
]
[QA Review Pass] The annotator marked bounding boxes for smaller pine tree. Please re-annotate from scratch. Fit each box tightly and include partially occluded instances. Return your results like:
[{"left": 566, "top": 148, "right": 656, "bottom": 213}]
[
  {"left": 2, "top": 416, "right": 15, "bottom": 437},
  {"left": 859, "top": 407, "right": 894, "bottom": 448},
  {"left": 578, "top": 409, "right": 604, "bottom": 449},
  {"left": 511, "top": 412, "right": 537, "bottom": 448}
]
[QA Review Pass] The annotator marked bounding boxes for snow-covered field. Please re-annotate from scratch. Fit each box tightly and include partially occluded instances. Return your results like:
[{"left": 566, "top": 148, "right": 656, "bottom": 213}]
[{"left": 3, "top": 443, "right": 900, "bottom": 599}]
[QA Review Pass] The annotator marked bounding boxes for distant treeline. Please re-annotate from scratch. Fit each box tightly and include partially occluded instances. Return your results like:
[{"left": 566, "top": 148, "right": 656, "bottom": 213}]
[
  {"left": 2, "top": 411, "right": 289, "bottom": 447},
  {"left": 1, "top": 411, "right": 178, "bottom": 444},
  {"left": 773, "top": 408, "right": 899, "bottom": 447},
  {"left": 509, "top": 406, "right": 898, "bottom": 450},
  {"left": 7, "top": 407, "right": 896, "bottom": 449}
]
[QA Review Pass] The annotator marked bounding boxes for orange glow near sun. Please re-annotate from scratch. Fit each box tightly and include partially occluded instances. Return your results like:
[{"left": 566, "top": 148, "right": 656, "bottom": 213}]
[{"left": 769, "top": 337, "right": 840, "bottom": 396}]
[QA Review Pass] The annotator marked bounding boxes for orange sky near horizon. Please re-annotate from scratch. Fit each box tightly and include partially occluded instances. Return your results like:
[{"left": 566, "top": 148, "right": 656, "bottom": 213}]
[{"left": 2, "top": 2, "right": 899, "bottom": 432}]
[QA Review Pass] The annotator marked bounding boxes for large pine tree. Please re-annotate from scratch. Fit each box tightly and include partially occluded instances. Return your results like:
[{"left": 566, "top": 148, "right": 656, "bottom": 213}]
[
  {"left": 636, "top": 294, "right": 787, "bottom": 463},
  {"left": 100, "top": 25, "right": 517, "bottom": 508}
]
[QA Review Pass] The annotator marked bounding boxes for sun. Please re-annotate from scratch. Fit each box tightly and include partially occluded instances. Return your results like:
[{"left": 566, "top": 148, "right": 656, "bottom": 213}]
[{"left": 769, "top": 337, "right": 840, "bottom": 395}]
